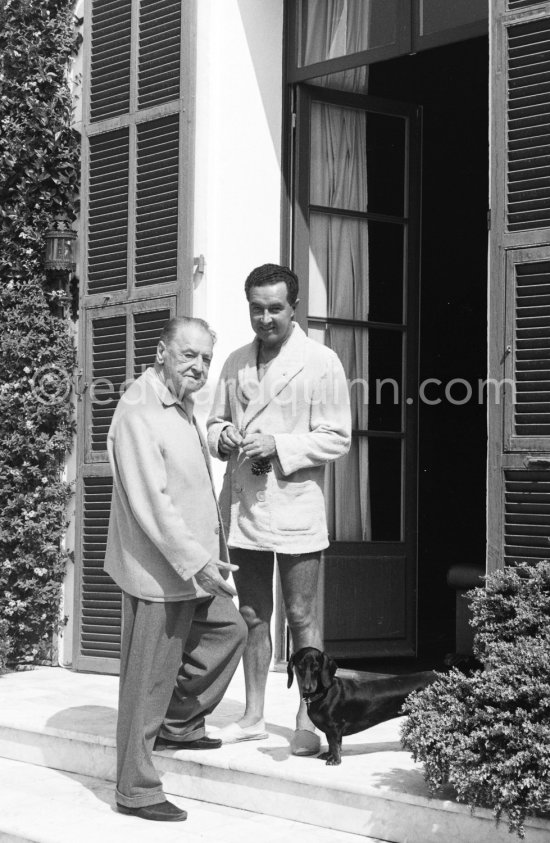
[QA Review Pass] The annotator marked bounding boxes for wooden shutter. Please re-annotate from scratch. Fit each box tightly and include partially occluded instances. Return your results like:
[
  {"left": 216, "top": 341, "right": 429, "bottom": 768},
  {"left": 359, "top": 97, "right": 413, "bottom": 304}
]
[
  {"left": 89, "top": 0, "right": 132, "bottom": 122},
  {"left": 88, "top": 130, "right": 129, "bottom": 294},
  {"left": 487, "top": 0, "right": 550, "bottom": 573},
  {"left": 75, "top": 0, "right": 196, "bottom": 673},
  {"left": 138, "top": 0, "right": 182, "bottom": 109},
  {"left": 135, "top": 115, "right": 180, "bottom": 286},
  {"left": 80, "top": 476, "right": 118, "bottom": 661},
  {"left": 504, "top": 469, "right": 550, "bottom": 563},
  {"left": 89, "top": 313, "right": 126, "bottom": 456}
]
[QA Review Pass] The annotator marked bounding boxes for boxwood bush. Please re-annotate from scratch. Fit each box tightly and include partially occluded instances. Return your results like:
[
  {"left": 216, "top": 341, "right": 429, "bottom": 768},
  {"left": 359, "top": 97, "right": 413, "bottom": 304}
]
[
  {"left": 0, "top": 0, "right": 79, "bottom": 667},
  {"left": 401, "top": 562, "right": 550, "bottom": 838}
]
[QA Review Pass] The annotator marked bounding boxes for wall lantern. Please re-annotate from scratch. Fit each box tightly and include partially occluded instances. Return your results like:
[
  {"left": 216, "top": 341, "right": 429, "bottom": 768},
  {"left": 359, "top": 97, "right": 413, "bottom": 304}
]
[
  {"left": 44, "top": 217, "right": 77, "bottom": 318},
  {"left": 44, "top": 217, "right": 77, "bottom": 273}
]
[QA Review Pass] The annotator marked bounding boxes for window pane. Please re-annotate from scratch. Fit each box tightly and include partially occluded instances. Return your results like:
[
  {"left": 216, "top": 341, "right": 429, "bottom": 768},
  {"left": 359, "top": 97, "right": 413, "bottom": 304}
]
[
  {"left": 365, "top": 111, "right": 406, "bottom": 217},
  {"left": 367, "top": 221, "right": 405, "bottom": 323},
  {"left": 418, "top": 0, "right": 487, "bottom": 37},
  {"left": 309, "top": 212, "right": 369, "bottom": 320},
  {"left": 326, "top": 435, "right": 402, "bottom": 541},
  {"left": 310, "top": 103, "right": 406, "bottom": 217},
  {"left": 367, "top": 328, "right": 403, "bottom": 432},
  {"left": 310, "top": 103, "right": 367, "bottom": 211},
  {"left": 326, "top": 438, "right": 366, "bottom": 540},
  {"left": 323, "top": 325, "right": 369, "bottom": 430},
  {"left": 311, "top": 324, "right": 403, "bottom": 432},
  {"left": 368, "top": 436, "right": 402, "bottom": 541},
  {"left": 298, "top": 0, "right": 398, "bottom": 67},
  {"left": 308, "top": 214, "right": 404, "bottom": 323}
]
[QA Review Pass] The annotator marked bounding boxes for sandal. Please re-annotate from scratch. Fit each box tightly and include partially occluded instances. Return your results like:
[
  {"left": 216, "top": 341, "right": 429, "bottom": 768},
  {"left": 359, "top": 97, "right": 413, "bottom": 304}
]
[
  {"left": 217, "top": 720, "right": 269, "bottom": 744},
  {"left": 290, "top": 728, "right": 321, "bottom": 756}
]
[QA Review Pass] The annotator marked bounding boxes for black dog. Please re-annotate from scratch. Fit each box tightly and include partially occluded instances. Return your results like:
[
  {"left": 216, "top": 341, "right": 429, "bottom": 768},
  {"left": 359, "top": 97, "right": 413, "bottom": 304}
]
[{"left": 287, "top": 646, "right": 437, "bottom": 765}]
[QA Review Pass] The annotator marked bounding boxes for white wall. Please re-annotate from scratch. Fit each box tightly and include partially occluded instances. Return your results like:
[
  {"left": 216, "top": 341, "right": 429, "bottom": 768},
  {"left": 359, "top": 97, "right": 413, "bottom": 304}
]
[
  {"left": 192, "top": 0, "right": 285, "bottom": 469},
  {"left": 192, "top": 0, "right": 286, "bottom": 663}
]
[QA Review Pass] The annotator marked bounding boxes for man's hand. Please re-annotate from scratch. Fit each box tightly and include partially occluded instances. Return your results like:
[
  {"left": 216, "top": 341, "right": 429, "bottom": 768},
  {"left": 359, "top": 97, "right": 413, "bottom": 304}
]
[
  {"left": 218, "top": 425, "right": 243, "bottom": 455},
  {"left": 241, "top": 433, "right": 277, "bottom": 460},
  {"left": 195, "top": 559, "right": 238, "bottom": 598}
]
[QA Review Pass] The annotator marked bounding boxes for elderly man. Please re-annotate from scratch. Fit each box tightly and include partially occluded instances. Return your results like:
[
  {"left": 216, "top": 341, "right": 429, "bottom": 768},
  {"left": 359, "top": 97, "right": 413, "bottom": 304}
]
[
  {"left": 105, "top": 316, "right": 247, "bottom": 822},
  {"left": 207, "top": 264, "right": 351, "bottom": 756}
]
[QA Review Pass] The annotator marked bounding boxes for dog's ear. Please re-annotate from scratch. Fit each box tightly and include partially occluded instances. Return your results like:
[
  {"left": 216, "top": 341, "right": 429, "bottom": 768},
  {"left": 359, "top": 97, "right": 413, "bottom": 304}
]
[
  {"left": 320, "top": 653, "right": 337, "bottom": 689},
  {"left": 287, "top": 654, "right": 295, "bottom": 688}
]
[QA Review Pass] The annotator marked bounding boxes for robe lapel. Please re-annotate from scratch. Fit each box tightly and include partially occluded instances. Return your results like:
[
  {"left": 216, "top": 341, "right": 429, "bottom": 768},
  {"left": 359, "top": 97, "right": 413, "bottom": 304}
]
[
  {"left": 240, "top": 322, "right": 306, "bottom": 430},
  {"left": 237, "top": 342, "right": 261, "bottom": 412}
]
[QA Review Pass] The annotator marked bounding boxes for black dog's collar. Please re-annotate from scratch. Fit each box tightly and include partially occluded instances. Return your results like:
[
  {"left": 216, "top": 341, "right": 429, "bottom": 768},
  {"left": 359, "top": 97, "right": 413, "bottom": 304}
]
[{"left": 302, "top": 690, "right": 327, "bottom": 706}]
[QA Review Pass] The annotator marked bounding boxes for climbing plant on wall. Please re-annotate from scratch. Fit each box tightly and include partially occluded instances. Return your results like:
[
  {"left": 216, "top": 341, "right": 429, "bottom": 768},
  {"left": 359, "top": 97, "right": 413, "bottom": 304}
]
[{"left": 0, "top": 0, "right": 80, "bottom": 667}]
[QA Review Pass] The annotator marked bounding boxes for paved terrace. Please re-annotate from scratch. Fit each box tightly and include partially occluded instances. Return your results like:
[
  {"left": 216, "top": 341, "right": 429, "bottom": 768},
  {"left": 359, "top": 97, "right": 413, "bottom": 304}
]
[{"left": 0, "top": 666, "right": 548, "bottom": 842}]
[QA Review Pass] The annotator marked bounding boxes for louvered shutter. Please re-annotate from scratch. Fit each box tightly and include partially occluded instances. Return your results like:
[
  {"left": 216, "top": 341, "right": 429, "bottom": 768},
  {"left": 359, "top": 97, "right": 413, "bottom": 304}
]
[
  {"left": 135, "top": 115, "right": 180, "bottom": 286},
  {"left": 507, "top": 17, "right": 550, "bottom": 230},
  {"left": 80, "top": 476, "right": 118, "bottom": 660},
  {"left": 89, "top": 0, "right": 132, "bottom": 122},
  {"left": 88, "top": 130, "right": 129, "bottom": 294},
  {"left": 487, "top": 0, "right": 550, "bottom": 573},
  {"left": 76, "top": 0, "right": 196, "bottom": 673},
  {"left": 138, "top": 0, "right": 182, "bottom": 109},
  {"left": 504, "top": 469, "right": 550, "bottom": 563},
  {"left": 89, "top": 314, "right": 126, "bottom": 456}
]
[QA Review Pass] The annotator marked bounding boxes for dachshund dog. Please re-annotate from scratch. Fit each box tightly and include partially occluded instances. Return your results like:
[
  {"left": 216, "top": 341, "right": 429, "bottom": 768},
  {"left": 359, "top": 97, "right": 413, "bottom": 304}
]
[{"left": 287, "top": 646, "right": 438, "bottom": 765}]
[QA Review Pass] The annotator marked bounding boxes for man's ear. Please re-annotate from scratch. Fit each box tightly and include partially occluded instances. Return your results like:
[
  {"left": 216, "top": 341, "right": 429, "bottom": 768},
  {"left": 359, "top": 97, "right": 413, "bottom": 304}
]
[
  {"left": 155, "top": 340, "right": 166, "bottom": 366},
  {"left": 287, "top": 654, "right": 295, "bottom": 689}
]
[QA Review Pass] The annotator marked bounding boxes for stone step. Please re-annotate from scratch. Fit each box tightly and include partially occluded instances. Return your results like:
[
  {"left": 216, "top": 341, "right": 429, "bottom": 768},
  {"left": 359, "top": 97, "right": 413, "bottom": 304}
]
[
  {"left": 0, "top": 667, "right": 548, "bottom": 843},
  {"left": 0, "top": 756, "right": 377, "bottom": 843}
]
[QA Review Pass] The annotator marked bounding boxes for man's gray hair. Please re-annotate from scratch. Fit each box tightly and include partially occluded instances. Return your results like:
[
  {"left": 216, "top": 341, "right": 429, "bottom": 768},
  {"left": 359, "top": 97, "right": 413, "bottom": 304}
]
[{"left": 159, "top": 316, "right": 217, "bottom": 345}]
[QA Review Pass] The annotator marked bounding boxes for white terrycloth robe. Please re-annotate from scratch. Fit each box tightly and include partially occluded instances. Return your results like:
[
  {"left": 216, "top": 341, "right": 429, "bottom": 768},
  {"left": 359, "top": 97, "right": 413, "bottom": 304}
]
[{"left": 207, "top": 323, "right": 351, "bottom": 554}]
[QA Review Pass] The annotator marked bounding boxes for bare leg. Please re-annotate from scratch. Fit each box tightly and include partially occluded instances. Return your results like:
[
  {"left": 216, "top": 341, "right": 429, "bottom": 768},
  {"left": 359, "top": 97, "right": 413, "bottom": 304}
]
[
  {"left": 278, "top": 552, "right": 322, "bottom": 731},
  {"left": 231, "top": 548, "right": 275, "bottom": 727}
]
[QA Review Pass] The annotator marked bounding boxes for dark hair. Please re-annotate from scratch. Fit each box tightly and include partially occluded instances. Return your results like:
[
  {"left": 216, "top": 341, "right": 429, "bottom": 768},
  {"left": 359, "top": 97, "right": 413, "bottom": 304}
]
[
  {"left": 159, "top": 316, "right": 217, "bottom": 345},
  {"left": 244, "top": 263, "right": 299, "bottom": 307}
]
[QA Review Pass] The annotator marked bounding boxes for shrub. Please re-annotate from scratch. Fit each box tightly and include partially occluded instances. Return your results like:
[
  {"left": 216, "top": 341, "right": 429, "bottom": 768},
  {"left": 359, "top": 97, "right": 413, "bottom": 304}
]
[
  {"left": 0, "top": 0, "right": 79, "bottom": 665},
  {"left": 0, "top": 618, "right": 13, "bottom": 674},
  {"left": 401, "top": 562, "right": 550, "bottom": 838}
]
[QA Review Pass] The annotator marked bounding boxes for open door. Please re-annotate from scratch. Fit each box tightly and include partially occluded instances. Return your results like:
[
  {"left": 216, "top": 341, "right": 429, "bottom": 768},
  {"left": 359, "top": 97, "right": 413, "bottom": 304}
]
[{"left": 293, "top": 84, "right": 421, "bottom": 658}]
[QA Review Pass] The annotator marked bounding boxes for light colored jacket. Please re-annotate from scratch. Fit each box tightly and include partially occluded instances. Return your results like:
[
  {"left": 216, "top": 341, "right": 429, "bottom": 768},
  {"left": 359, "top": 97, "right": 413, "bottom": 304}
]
[
  {"left": 207, "top": 323, "right": 351, "bottom": 553},
  {"left": 105, "top": 367, "right": 227, "bottom": 601}
]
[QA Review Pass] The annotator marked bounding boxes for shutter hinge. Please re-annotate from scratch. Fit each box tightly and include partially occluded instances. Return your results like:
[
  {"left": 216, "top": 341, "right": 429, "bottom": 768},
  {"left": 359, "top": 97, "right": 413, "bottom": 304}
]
[
  {"left": 524, "top": 457, "right": 550, "bottom": 469},
  {"left": 487, "top": 209, "right": 491, "bottom": 230},
  {"left": 75, "top": 370, "right": 88, "bottom": 401}
]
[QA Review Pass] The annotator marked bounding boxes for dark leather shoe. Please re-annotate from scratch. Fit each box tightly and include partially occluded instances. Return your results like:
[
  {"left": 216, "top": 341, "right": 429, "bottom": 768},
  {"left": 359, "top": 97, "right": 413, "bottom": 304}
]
[
  {"left": 116, "top": 799, "right": 187, "bottom": 822},
  {"left": 154, "top": 735, "right": 222, "bottom": 751}
]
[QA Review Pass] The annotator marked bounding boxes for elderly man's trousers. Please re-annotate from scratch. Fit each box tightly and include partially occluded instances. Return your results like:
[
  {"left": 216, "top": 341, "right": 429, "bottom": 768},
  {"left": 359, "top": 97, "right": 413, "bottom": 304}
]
[{"left": 115, "top": 592, "right": 247, "bottom": 809}]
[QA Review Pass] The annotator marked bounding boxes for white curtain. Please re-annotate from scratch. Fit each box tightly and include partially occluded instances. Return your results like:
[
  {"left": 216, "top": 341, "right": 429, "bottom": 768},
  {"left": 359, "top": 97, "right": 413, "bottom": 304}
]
[
  {"left": 304, "top": 0, "right": 369, "bottom": 93},
  {"left": 303, "top": 0, "right": 369, "bottom": 62},
  {"left": 308, "top": 100, "right": 371, "bottom": 541}
]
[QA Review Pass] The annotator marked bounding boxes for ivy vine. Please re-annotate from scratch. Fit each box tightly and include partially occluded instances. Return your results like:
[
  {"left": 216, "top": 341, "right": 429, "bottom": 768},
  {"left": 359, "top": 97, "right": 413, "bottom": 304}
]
[{"left": 0, "top": 0, "right": 80, "bottom": 667}]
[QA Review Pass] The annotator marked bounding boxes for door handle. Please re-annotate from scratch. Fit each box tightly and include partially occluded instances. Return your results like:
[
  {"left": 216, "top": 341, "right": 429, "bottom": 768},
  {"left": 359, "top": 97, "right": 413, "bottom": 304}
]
[{"left": 524, "top": 457, "right": 550, "bottom": 468}]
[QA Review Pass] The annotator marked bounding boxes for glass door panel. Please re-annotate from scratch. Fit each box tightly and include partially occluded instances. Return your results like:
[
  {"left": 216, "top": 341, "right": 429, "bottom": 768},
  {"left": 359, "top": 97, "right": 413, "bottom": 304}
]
[
  {"left": 309, "top": 103, "right": 407, "bottom": 215},
  {"left": 308, "top": 213, "right": 405, "bottom": 323},
  {"left": 297, "top": 0, "right": 401, "bottom": 66}
]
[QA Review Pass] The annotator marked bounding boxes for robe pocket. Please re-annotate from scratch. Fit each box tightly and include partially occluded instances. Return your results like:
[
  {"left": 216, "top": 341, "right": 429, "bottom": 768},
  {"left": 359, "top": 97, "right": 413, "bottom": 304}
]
[{"left": 271, "top": 482, "right": 321, "bottom": 533}]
